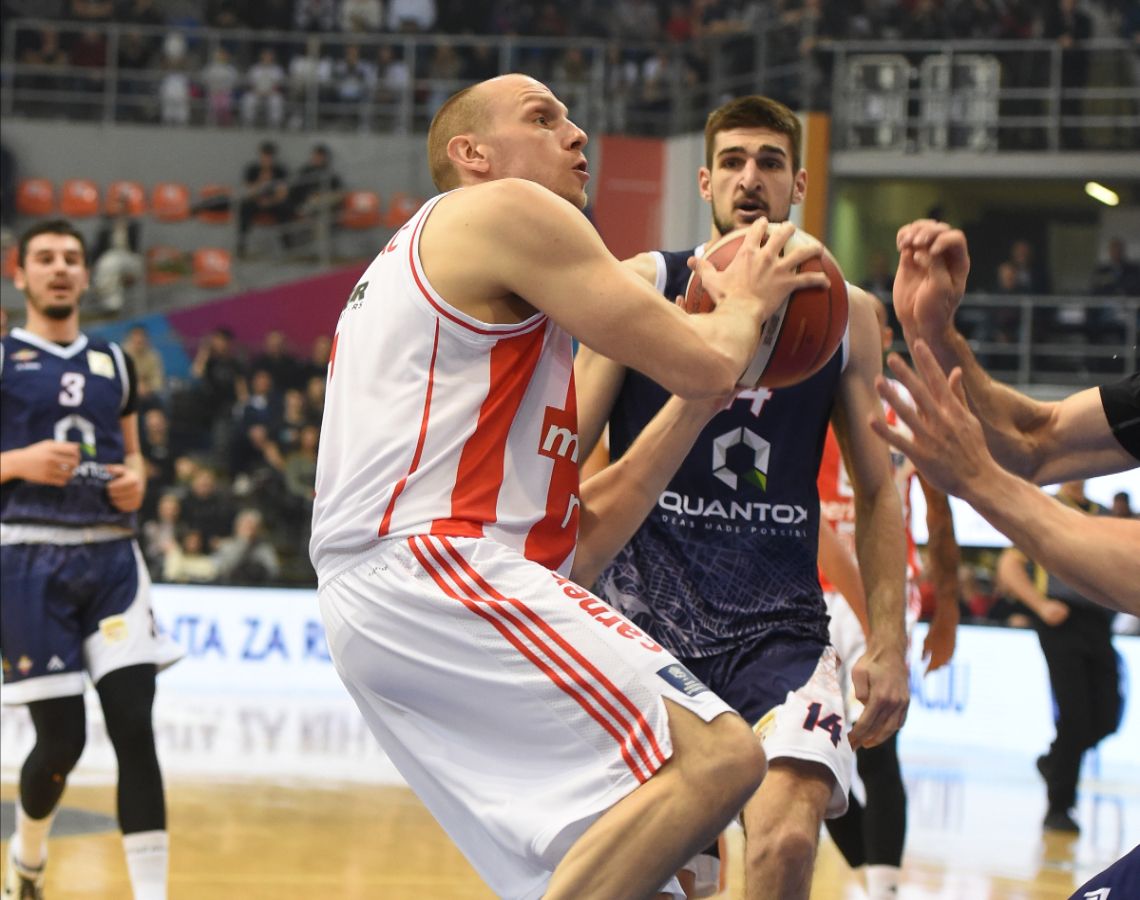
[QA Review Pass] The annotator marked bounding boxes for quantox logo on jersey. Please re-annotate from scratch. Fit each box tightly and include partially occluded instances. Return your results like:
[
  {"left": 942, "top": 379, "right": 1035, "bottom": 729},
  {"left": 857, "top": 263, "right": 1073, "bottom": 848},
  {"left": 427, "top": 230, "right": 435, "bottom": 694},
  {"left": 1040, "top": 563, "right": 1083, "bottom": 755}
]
[{"left": 712, "top": 426, "right": 770, "bottom": 490}]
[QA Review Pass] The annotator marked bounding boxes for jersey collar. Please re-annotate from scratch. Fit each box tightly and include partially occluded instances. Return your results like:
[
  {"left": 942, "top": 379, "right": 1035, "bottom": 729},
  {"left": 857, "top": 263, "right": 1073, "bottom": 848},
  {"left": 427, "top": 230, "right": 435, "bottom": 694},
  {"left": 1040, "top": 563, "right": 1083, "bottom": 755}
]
[{"left": 10, "top": 327, "right": 89, "bottom": 359}]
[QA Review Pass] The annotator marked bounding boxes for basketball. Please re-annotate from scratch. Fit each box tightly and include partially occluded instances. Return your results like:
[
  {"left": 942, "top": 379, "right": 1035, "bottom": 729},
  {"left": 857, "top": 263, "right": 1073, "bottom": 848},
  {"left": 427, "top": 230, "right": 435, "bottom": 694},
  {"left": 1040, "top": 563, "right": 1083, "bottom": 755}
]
[{"left": 681, "top": 226, "right": 849, "bottom": 389}]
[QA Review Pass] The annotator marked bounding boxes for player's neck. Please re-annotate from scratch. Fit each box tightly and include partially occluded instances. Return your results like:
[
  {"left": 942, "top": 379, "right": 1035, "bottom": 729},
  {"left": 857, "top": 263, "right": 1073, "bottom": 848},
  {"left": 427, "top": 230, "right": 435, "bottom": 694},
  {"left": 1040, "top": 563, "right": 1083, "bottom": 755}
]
[{"left": 22, "top": 308, "right": 80, "bottom": 345}]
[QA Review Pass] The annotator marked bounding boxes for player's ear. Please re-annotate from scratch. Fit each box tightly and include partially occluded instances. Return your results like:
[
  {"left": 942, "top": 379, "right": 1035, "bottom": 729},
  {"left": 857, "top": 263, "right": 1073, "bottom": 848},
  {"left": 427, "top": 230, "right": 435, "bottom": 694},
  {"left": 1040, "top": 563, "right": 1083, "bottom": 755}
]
[
  {"left": 698, "top": 167, "right": 712, "bottom": 203},
  {"left": 447, "top": 134, "right": 491, "bottom": 179},
  {"left": 13, "top": 266, "right": 27, "bottom": 292},
  {"left": 792, "top": 168, "right": 808, "bottom": 206}
]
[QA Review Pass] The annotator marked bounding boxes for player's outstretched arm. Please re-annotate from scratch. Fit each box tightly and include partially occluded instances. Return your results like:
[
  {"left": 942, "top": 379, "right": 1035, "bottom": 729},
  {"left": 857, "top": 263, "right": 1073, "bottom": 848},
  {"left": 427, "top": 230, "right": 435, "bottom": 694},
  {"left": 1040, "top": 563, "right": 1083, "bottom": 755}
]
[
  {"left": 832, "top": 289, "right": 910, "bottom": 749},
  {"left": 420, "top": 180, "right": 828, "bottom": 399},
  {"left": 892, "top": 220, "right": 1136, "bottom": 482},
  {"left": 919, "top": 475, "right": 960, "bottom": 672},
  {"left": 571, "top": 392, "right": 731, "bottom": 588},
  {"left": 0, "top": 440, "right": 82, "bottom": 487},
  {"left": 873, "top": 342, "right": 1140, "bottom": 614}
]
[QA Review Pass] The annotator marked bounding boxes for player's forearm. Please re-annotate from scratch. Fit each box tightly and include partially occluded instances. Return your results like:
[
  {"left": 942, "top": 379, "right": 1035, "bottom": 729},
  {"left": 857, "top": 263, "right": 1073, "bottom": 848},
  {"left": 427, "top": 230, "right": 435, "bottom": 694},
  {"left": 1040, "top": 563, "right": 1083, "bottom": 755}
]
[
  {"left": 854, "top": 484, "right": 909, "bottom": 657},
  {"left": 817, "top": 521, "right": 869, "bottom": 636},
  {"left": 572, "top": 396, "right": 716, "bottom": 587},
  {"left": 0, "top": 449, "right": 28, "bottom": 483},
  {"left": 922, "top": 484, "right": 960, "bottom": 610},
  {"left": 123, "top": 451, "right": 147, "bottom": 485},
  {"left": 970, "top": 466, "right": 1140, "bottom": 614}
]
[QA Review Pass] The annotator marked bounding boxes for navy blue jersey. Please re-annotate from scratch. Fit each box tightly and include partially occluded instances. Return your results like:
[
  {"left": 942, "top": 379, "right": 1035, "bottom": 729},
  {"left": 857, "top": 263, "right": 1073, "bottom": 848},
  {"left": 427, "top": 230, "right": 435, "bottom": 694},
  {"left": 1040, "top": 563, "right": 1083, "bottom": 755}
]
[
  {"left": 595, "top": 248, "right": 848, "bottom": 658},
  {"left": 1, "top": 328, "right": 136, "bottom": 529}
]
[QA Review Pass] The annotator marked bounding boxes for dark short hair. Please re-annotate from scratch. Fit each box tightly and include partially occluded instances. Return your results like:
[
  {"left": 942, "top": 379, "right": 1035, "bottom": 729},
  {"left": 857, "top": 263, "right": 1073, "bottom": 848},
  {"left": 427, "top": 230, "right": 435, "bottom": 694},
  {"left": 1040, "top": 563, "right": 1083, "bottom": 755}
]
[
  {"left": 259, "top": 140, "right": 278, "bottom": 156},
  {"left": 18, "top": 219, "right": 88, "bottom": 268},
  {"left": 704, "top": 95, "right": 802, "bottom": 173}
]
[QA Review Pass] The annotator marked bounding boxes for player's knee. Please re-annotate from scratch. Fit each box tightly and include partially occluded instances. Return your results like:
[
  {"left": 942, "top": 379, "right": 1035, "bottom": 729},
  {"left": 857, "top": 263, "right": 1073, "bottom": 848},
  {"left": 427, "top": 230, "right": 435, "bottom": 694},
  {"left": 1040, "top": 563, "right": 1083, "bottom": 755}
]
[
  {"left": 32, "top": 728, "right": 86, "bottom": 778},
  {"left": 745, "top": 814, "right": 818, "bottom": 874},
  {"left": 701, "top": 713, "right": 767, "bottom": 799}
]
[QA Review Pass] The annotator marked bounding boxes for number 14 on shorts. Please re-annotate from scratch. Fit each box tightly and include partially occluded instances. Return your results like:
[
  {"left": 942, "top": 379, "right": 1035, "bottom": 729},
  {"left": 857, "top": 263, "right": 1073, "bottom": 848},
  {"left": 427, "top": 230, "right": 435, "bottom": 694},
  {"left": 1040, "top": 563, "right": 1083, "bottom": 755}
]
[{"left": 803, "top": 701, "right": 843, "bottom": 747}]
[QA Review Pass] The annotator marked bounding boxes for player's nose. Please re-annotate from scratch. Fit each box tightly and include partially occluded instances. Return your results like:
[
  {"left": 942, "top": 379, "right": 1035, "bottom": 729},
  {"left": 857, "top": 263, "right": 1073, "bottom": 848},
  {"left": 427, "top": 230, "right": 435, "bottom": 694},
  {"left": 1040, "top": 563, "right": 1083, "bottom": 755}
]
[{"left": 565, "top": 119, "right": 587, "bottom": 151}]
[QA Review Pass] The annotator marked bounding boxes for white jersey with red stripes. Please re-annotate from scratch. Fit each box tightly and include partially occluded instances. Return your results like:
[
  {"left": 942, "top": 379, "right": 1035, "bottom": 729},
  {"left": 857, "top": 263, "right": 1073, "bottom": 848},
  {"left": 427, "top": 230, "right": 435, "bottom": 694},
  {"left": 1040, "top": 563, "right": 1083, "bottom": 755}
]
[
  {"left": 310, "top": 192, "right": 581, "bottom": 582},
  {"left": 817, "top": 382, "right": 921, "bottom": 618}
]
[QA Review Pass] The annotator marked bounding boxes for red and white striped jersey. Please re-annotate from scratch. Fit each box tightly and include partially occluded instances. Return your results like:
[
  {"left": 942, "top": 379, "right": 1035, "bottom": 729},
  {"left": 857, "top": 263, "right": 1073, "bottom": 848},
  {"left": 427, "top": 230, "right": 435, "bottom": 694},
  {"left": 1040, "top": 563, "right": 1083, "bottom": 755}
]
[
  {"left": 817, "top": 383, "right": 921, "bottom": 617},
  {"left": 310, "top": 193, "right": 581, "bottom": 581}
]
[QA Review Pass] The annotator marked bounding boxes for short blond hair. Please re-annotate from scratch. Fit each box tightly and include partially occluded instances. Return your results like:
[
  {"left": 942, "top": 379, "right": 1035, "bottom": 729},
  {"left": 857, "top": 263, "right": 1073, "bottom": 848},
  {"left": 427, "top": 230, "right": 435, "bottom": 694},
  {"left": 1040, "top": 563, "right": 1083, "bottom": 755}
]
[{"left": 428, "top": 83, "right": 493, "bottom": 192}]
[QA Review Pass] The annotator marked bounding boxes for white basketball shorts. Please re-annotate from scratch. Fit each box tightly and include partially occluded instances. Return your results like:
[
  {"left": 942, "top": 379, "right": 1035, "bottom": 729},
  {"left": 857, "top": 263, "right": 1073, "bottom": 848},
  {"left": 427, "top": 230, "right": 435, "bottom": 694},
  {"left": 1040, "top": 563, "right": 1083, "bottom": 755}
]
[{"left": 318, "top": 534, "right": 736, "bottom": 900}]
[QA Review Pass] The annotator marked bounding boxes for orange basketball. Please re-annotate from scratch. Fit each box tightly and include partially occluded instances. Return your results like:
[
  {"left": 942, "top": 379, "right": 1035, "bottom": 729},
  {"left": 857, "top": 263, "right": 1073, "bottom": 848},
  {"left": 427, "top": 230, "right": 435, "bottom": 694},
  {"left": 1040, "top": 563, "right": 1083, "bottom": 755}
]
[{"left": 681, "top": 226, "right": 848, "bottom": 389}]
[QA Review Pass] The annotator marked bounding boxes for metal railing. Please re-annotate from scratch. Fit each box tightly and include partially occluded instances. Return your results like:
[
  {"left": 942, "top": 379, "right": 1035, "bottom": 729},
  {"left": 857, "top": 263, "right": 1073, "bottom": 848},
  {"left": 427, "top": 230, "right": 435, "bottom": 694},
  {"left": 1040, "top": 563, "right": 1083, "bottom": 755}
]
[
  {"left": 3, "top": 20, "right": 1138, "bottom": 144},
  {"left": 886, "top": 294, "right": 1139, "bottom": 388}
]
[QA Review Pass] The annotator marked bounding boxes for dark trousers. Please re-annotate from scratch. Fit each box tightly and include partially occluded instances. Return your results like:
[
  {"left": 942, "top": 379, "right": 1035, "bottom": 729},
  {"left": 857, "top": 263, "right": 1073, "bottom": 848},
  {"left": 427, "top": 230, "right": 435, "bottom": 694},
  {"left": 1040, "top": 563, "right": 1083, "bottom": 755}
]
[{"left": 1034, "top": 605, "right": 1122, "bottom": 813}]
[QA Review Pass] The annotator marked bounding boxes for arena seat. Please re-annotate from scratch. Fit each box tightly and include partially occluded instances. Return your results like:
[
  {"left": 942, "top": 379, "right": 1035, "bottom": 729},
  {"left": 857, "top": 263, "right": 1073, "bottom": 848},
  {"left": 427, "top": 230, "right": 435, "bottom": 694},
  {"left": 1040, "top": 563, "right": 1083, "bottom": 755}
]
[
  {"left": 2, "top": 245, "right": 17, "bottom": 280},
  {"left": 15, "top": 178, "right": 56, "bottom": 217},
  {"left": 146, "top": 245, "right": 186, "bottom": 285},
  {"left": 338, "top": 191, "right": 381, "bottom": 229},
  {"left": 192, "top": 247, "right": 232, "bottom": 288},
  {"left": 59, "top": 179, "right": 101, "bottom": 219},
  {"left": 151, "top": 183, "right": 192, "bottom": 222},
  {"left": 106, "top": 181, "right": 147, "bottom": 217},
  {"left": 382, "top": 192, "right": 423, "bottom": 229},
  {"left": 197, "top": 185, "right": 233, "bottom": 224}
]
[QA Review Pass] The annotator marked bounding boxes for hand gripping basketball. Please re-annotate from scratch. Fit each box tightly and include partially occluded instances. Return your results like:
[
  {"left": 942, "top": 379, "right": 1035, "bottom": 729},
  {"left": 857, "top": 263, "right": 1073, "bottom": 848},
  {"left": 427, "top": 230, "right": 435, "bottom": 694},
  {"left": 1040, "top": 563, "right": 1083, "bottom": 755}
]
[{"left": 682, "top": 224, "right": 848, "bottom": 389}]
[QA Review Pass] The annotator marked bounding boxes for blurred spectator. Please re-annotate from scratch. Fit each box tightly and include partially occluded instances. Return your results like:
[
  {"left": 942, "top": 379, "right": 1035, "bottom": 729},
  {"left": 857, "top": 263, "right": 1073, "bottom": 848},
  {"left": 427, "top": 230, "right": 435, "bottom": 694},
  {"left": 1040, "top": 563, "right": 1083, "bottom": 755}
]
[
  {"left": 140, "top": 407, "right": 178, "bottom": 510},
  {"left": 1091, "top": 237, "right": 1140, "bottom": 296},
  {"left": 214, "top": 509, "right": 280, "bottom": 585},
  {"left": 287, "top": 38, "right": 334, "bottom": 130},
  {"left": 958, "top": 562, "right": 994, "bottom": 619},
  {"left": 202, "top": 47, "right": 240, "bottom": 126},
  {"left": 947, "top": 0, "right": 1003, "bottom": 38},
  {"left": 237, "top": 141, "right": 291, "bottom": 256},
  {"left": 302, "top": 334, "right": 333, "bottom": 384},
  {"left": 533, "top": 2, "right": 569, "bottom": 36},
  {"left": 21, "top": 28, "right": 69, "bottom": 110},
  {"left": 242, "top": 48, "right": 287, "bottom": 128},
  {"left": 143, "top": 492, "right": 182, "bottom": 578},
  {"left": 115, "top": 29, "right": 157, "bottom": 122},
  {"left": 191, "top": 325, "right": 247, "bottom": 430},
  {"left": 295, "top": 0, "right": 338, "bottom": 31},
  {"left": 231, "top": 368, "right": 284, "bottom": 475},
  {"left": 169, "top": 455, "right": 201, "bottom": 500},
  {"left": 388, "top": 0, "right": 436, "bottom": 32},
  {"left": 275, "top": 388, "right": 311, "bottom": 454},
  {"left": 284, "top": 423, "right": 319, "bottom": 507},
  {"left": 124, "top": 325, "right": 166, "bottom": 395},
  {"left": 117, "top": 0, "right": 166, "bottom": 27},
  {"left": 1044, "top": 0, "right": 1091, "bottom": 149},
  {"left": 664, "top": 1, "right": 695, "bottom": 42},
  {"left": 162, "top": 528, "right": 219, "bottom": 583},
  {"left": 862, "top": 251, "right": 894, "bottom": 302},
  {"left": 614, "top": 0, "right": 661, "bottom": 39},
  {"left": 180, "top": 468, "right": 237, "bottom": 550},
  {"left": 603, "top": 44, "right": 638, "bottom": 133},
  {"left": 427, "top": 43, "right": 463, "bottom": 118},
  {"left": 902, "top": 0, "right": 945, "bottom": 40},
  {"left": 71, "top": 0, "right": 115, "bottom": 22},
  {"left": 305, "top": 373, "right": 326, "bottom": 421},
  {"left": 341, "top": 0, "right": 384, "bottom": 32},
  {"left": 464, "top": 44, "right": 499, "bottom": 82},
  {"left": 251, "top": 330, "right": 302, "bottom": 392},
  {"left": 160, "top": 60, "right": 192, "bottom": 125},
  {"left": 375, "top": 44, "right": 411, "bottom": 117},
  {"left": 332, "top": 44, "right": 378, "bottom": 120},
  {"left": 205, "top": 0, "right": 248, "bottom": 28},
  {"left": 246, "top": 0, "right": 294, "bottom": 31},
  {"left": 1113, "top": 491, "right": 1134, "bottom": 518},
  {"left": 71, "top": 27, "right": 109, "bottom": 101},
  {"left": 91, "top": 206, "right": 144, "bottom": 312},
  {"left": 1009, "top": 238, "right": 1051, "bottom": 294}
]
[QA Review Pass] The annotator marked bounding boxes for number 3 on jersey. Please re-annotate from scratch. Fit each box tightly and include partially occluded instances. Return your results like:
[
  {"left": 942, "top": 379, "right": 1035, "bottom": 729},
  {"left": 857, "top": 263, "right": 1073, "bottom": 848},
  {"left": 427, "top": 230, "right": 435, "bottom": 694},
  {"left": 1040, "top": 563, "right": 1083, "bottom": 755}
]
[{"left": 59, "top": 372, "right": 85, "bottom": 407}]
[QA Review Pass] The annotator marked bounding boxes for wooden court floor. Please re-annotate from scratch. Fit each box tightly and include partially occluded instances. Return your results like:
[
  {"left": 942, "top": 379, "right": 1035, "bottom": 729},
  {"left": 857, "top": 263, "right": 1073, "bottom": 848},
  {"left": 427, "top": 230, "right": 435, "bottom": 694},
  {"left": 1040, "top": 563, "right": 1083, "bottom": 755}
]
[{"left": 0, "top": 780, "right": 1094, "bottom": 899}]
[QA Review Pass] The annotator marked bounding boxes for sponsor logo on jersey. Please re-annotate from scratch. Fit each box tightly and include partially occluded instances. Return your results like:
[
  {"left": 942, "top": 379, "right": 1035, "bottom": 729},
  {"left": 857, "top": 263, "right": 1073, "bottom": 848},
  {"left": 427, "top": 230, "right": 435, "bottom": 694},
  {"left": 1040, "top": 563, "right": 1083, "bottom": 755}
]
[
  {"left": 1084, "top": 890, "right": 1111, "bottom": 900},
  {"left": 15, "top": 362, "right": 41, "bottom": 371},
  {"left": 11, "top": 349, "right": 38, "bottom": 361},
  {"left": 99, "top": 614, "right": 130, "bottom": 643},
  {"left": 539, "top": 407, "right": 579, "bottom": 462},
  {"left": 658, "top": 491, "right": 809, "bottom": 524},
  {"left": 656, "top": 663, "right": 709, "bottom": 697},
  {"left": 87, "top": 350, "right": 116, "bottom": 378},
  {"left": 47, "top": 655, "right": 66, "bottom": 672},
  {"left": 753, "top": 708, "right": 777, "bottom": 742},
  {"left": 17, "top": 656, "right": 34, "bottom": 675},
  {"left": 712, "top": 426, "right": 770, "bottom": 490}
]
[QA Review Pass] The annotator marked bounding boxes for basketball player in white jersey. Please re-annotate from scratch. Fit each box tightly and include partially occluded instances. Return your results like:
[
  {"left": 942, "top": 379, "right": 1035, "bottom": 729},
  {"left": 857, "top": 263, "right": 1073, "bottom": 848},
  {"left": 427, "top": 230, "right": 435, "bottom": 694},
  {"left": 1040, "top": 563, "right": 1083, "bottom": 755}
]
[{"left": 309, "top": 74, "right": 832, "bottom": 900}]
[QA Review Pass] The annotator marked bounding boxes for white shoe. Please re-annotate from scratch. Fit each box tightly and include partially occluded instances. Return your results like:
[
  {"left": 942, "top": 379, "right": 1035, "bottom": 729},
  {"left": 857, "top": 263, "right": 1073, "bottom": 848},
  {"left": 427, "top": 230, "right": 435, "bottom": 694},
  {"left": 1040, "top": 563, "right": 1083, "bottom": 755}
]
[{"left": 3, "top": 841, "right": 45, "bottom": 900}]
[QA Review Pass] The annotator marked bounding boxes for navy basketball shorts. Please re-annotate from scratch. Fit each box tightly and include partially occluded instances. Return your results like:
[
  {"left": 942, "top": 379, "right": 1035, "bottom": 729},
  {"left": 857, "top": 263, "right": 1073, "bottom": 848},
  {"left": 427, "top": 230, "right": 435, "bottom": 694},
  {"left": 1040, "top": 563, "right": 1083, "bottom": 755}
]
[
  {"left": 684, "top": 635, "right": 852, "bottom": 818},
  {"left": 1, "top": 537, "right": 160, "bottom": 704}
]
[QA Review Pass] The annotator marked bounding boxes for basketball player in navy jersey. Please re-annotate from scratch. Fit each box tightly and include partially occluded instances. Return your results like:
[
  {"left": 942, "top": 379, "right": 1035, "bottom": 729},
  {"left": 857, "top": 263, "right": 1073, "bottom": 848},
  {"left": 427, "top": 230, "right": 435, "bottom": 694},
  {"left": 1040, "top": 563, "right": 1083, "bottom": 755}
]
[
  {"left": 575, "top": 96, "right": 909, "bottom": 899},
  {"left": 1, "top": 221, "right": 169, "bottom": 900}
]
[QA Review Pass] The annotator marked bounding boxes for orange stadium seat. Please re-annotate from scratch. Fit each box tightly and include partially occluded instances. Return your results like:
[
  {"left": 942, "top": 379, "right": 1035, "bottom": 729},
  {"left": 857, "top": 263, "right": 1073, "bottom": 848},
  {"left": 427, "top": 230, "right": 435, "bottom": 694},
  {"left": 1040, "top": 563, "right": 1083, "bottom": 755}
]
[
  {"left": 338, "top": 191, "right": 381, "bottom": 229},
  {"left": 192, "top": 248, "right": 232, "bottom": 288},
  {"left": 59, "top": 179, "right": 100, "bottom": 218},
  {"left": 16, "top": 178, "right": 55, "bottom": 217},
  {"left": 382, "top": 192, "right": 423, "bottom": 229},
  {"left": 2, "top": 246, "right": 17, "bottom": 280},
  {"left": 196, "top": 185, "right": 233, "bottom": 224},
  {"left": 151, "top": 183, "right": 191, "bottom": 222},
  {"left": 106, "top": 180, "right": 146, "bottom": 217},
  {"left": 146, "top": 245, "right": 186, "bottom": 285}
]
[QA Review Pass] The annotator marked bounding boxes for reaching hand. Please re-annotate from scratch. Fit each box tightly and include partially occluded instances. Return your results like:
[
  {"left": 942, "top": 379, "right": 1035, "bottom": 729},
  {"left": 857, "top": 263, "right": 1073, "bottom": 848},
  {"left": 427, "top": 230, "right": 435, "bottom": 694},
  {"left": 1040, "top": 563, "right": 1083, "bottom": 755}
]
[
  {"left": 105, "top": 463, "right": 145, "bottom": 512},
  {"left": 892, "top": 220, "right": 970, "bottom": 342},
  {"left": 870, "top": 340, "right": 995, "bottom": 500}
]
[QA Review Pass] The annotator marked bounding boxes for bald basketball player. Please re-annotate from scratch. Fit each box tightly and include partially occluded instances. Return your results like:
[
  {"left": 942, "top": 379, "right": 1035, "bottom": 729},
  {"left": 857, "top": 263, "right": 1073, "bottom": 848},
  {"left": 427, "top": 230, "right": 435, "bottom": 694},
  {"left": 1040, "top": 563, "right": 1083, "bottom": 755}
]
[
  {"left": 874, "top": 220, "right": 1140, "bottom": 613},
  {"left": 310, "top": 75, "right": 831, "bottom": 900},
  {"left": 574, "top": 95, "right": 910, "bottom": 900}
]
